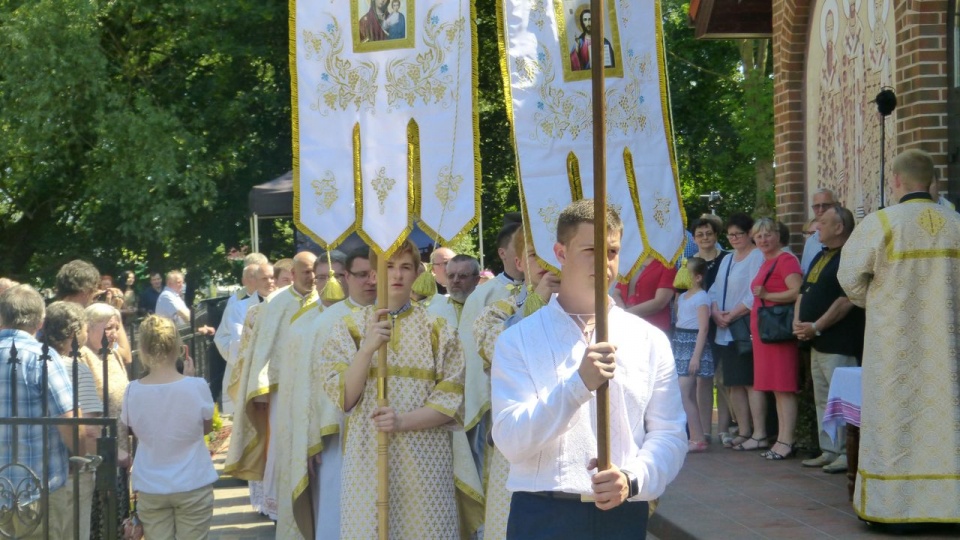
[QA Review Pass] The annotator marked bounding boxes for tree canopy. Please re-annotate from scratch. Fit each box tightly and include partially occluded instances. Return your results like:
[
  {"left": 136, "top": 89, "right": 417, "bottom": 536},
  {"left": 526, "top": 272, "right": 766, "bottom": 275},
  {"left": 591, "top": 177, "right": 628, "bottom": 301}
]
[{"left": 0, "top": 0, "right": 769, "bottom": 286}]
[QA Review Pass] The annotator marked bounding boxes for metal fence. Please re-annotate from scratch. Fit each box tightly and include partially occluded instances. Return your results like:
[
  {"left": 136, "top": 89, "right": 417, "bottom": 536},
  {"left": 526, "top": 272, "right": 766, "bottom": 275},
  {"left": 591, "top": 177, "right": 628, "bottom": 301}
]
[{"left": 1, "top": 337, "right": 121, "bottom": 540}]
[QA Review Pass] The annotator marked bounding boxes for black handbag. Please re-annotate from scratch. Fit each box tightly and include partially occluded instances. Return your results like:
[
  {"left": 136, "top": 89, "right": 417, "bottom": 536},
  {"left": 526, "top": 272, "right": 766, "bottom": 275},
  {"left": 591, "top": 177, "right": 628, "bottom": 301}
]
[
  {"left": 757, "top": 257, "right": 797, "bottom": 343},
  {"left": 721, "top": 257, "right": 753, "bottom": 356},
  {"left": 728, "top": 316, "right": 753, "bottom": 355}
]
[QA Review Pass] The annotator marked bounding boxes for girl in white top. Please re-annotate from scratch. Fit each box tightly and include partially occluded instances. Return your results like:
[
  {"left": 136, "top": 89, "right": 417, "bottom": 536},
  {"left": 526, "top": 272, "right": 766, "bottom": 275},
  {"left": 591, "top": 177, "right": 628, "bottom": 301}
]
[
  {"left": 671, "top": 257, "right": 713, "bottom": 453},
  {"left": 121, "top": 315, "right": 218, "bottom": 540}
]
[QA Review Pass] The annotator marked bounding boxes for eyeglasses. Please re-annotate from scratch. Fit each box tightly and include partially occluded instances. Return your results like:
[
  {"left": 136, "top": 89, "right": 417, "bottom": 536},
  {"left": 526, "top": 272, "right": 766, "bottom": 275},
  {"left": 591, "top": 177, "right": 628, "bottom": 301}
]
[
  {"left": 448, "top": 273, "right": 478, "bottom": 281},
  {"left": 727, "top": 231, "right": 747, "bottom": 239},
  {"left": 694, "top": 231, "right": 715, "bottom": 239},
  {"left": 811, "top": 203, "right": 833, "bottom": 211},
  {"left": 347, "top": 271, "right": 372, "bottom": 279}
]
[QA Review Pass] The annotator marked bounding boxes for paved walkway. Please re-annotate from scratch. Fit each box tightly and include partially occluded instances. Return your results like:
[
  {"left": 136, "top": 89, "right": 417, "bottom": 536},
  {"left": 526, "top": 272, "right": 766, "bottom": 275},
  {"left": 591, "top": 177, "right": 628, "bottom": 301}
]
[
  {"left": 208, "top": 420, "right": 957, "bottom": 539},
  {"left": 210, "top": 422, "right": 275, "bottom": 540},
  {"left": 648, "top": 438, "right": 960, "bottom": 539}
]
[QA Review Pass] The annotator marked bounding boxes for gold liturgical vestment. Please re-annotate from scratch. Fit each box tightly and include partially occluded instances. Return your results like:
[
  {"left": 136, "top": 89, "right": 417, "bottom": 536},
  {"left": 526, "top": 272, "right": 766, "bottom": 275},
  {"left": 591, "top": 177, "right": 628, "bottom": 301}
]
[
  {"left": 224, "top": 286, "right": 318, "bottom": 481},
  {"left": 321, "top": 304, "right": 465, "bottom": 539},
  {"left": 473, "top": 297, "right": 527, "bottom": 540},
  {"left": 838, "top": 196, "right": 960, "bottom": 523}
]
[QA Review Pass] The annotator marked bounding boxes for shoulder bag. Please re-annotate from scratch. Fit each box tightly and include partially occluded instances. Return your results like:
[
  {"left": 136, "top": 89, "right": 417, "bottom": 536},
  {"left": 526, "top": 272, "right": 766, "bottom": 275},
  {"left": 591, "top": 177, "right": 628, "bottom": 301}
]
[
  {"left": 757, "top": 255, "right": 797, "bottom": 343},
  {"left": 721, "top": 257, "right": 753, "bottom": 356}
]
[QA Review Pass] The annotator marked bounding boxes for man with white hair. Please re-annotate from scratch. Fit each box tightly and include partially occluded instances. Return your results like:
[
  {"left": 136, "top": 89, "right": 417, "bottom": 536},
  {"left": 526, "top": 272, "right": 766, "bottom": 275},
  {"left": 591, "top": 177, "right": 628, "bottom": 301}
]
[
  {"left": 427, "top": 254, "right": 481, "bottom": 328},
  {"left": 801, "top": 188, "right": 837, "bottom": 275},
  {"left": 215, "top": 253, "right": 270, "bottom": 415},
  {"left": 1, "top": 285, "right": 77, "bottom": 538},
  {"left": 155, "top": 270, "right": 190, "bottom": 326},
  {"left": 226, "top": 252, "right": 318, "bottom": 520}
]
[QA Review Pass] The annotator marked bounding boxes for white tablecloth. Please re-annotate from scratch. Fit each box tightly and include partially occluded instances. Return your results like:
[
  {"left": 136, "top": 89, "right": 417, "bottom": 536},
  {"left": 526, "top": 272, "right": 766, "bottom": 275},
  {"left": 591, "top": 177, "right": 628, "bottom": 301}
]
[{"left": 822, "top": 366, "right": 862, "bottom": 444}]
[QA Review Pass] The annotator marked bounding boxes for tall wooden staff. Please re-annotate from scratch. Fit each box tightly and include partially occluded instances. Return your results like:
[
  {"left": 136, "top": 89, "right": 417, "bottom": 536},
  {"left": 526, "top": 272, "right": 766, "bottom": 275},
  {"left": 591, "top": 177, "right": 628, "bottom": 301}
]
[
  {"left": 376, "top": 256, "right": 389, "bottom": 540},
  {"left": 590, "top": 0, "right": 611, "bottom": 472}
]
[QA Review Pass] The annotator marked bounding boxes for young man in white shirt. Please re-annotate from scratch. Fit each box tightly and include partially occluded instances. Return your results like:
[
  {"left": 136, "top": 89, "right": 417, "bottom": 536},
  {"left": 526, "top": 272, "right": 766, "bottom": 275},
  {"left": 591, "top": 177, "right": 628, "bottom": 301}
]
[{"left": 491, "top": 199, "right": 687, "bottom": 538}]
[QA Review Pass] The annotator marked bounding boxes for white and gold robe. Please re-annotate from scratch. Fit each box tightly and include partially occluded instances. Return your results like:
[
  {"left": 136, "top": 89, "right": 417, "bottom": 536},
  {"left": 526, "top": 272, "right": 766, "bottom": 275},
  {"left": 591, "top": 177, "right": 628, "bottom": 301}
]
[
  {"left": 838, "top": 196, "right": 960, "bottom": 523},
  {"left": 224, "top": 285, "right": 318, "bottom": 520},
  {"left": 473, "top": 296, "right": 529, "bottom": 540},
  {"left": 426, "top": 293, "right": 464, "bottom": 329},
  {"left": 275, "top": 298, "right": 366, "bottom": 540},
  {"left": 458, "top": 273, "right": 522, "bottom": 434},
  {"left": 320, "top": 304, "right": 465, "bottom": 539}
]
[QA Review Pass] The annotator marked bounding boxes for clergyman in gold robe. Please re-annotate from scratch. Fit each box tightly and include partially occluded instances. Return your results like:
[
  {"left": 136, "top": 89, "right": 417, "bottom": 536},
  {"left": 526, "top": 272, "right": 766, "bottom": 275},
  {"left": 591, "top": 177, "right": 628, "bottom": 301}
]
[{"left": 838, "top": 149, "right": 960, "bottom": 525}]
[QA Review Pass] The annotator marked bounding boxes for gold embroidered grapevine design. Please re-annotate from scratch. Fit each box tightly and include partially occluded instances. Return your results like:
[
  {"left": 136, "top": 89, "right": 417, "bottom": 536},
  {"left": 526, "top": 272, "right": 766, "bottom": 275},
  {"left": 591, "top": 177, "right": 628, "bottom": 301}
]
[
  {"left": 384, "top": 5, "right": 464, "bottom": 111},
  {"left": 311, "top": 172, "right": 339, "bottom": 215},
  {"left": 303, "top": 18, "right": 379, "bottom": 113}
]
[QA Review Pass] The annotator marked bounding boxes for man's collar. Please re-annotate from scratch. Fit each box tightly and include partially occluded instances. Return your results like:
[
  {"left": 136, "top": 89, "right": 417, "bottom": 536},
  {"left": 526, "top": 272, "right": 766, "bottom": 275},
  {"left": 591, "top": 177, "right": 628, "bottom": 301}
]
[{"left": 900, "top": 191, "right": 934, "bottom": 204}]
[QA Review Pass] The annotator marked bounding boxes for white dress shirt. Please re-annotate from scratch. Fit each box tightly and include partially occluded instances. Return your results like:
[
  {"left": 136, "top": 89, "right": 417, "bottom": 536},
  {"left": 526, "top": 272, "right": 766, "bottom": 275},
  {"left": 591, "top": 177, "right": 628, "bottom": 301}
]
[{"left": 491, "top": 297, "right": 687, "bottom": 501}]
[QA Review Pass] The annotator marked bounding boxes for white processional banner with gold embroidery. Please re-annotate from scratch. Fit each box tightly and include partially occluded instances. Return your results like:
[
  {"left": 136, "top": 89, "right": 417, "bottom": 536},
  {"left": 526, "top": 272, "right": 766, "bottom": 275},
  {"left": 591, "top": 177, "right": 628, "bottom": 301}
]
[
  {"left": 500, "top": 0, "right": 685, "bottom": 277},
  {"left": 293, "top": 0, "right": 479, "bottom": 256}
]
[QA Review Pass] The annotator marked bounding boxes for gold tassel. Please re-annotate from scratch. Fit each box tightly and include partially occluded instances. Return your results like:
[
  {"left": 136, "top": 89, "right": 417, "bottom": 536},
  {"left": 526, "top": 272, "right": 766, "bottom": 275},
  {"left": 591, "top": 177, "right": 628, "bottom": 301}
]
[
  {"left": 412, "top": 264, "right": 438, "bottom": 299},
  {"left": 673, "top": 258, "right": 692, "bottom": 290},
  {"left": 523, "top": 285, "right": 548, "bottom": 317},
  {"left": 321, "top": 250, "right": 346, "bottom": 303}
]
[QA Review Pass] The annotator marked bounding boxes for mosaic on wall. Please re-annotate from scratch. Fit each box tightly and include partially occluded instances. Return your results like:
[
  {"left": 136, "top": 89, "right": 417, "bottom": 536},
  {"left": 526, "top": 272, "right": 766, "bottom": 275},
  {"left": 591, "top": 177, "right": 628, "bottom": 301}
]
[{"left": 805, "top": 0, "right": 896, "bottom": 216}]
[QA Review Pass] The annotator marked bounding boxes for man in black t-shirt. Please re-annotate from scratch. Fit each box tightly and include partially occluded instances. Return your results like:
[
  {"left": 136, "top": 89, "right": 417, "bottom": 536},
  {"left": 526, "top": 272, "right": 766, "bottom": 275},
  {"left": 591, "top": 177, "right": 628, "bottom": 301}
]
[{"left": 793, "top": 204, "right": 864, "bottom": 474}]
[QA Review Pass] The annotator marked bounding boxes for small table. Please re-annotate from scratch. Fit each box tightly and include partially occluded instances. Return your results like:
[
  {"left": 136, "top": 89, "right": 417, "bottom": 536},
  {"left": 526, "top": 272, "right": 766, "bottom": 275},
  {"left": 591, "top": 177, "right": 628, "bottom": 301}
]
[{"left": 822, "top": 366, "right": 861, "bottom": 501}]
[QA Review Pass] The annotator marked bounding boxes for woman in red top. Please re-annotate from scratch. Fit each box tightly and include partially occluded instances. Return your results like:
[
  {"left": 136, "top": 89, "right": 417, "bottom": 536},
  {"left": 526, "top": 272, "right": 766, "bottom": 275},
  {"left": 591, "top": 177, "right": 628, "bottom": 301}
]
[
  {"left": 614, "top": 258, "right": 676, "bottom": 334},
  {"left": 749, "top": 218, "right": 802, "bottom": 461}
]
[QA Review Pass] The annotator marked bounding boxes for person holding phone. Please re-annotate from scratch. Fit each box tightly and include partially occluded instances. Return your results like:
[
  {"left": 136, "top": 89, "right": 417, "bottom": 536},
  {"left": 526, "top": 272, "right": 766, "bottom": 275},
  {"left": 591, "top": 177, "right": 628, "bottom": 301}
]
[{"left": 122, "top": 315, "right": 218, "bottom": 539}]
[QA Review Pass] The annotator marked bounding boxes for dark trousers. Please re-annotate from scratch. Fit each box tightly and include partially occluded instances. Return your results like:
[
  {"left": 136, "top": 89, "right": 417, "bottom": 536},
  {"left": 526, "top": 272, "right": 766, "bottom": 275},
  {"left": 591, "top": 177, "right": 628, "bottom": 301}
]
[{"left": 506, "top": 491, "right": 649, "bottom": 540}]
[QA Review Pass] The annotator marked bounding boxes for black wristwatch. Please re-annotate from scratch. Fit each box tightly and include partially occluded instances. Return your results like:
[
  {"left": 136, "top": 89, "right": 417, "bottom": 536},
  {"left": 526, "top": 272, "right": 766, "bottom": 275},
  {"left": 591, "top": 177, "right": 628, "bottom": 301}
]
[{"left": 621, "top": 469, "right": 639, "bottom": 499}]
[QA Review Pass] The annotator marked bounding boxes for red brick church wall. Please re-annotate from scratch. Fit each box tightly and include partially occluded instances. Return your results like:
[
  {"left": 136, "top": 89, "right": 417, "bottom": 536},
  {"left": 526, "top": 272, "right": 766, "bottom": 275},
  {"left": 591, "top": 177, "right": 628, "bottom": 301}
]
[
  {"left": 772, "top": 0, "right": 949, "bottom": 247},
  {"left": 894, "top": 1, "right": 950, "bottom": 179}
]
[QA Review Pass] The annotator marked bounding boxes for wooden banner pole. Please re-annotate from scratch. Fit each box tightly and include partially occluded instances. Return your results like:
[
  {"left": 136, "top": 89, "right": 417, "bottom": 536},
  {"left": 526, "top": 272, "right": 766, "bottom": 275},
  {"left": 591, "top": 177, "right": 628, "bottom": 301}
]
[
  {"left": 376, "top": 256, "right": 390, "bottom": 540},
  {"left": 590, "top": 0, "right": 611, "bottom": 472}
]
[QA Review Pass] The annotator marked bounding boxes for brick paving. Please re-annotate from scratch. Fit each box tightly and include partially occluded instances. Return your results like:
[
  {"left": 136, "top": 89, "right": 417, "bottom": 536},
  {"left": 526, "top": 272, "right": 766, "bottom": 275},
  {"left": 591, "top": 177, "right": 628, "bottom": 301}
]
[
  {"left": 649, "top": 439, "right": 960, "bottom": 539},
  {"left": 208, "top": 419, "right": 959, "bottom": 539},
  {"left": 210, "top": 426, "right": 275, "bottom": 540}
]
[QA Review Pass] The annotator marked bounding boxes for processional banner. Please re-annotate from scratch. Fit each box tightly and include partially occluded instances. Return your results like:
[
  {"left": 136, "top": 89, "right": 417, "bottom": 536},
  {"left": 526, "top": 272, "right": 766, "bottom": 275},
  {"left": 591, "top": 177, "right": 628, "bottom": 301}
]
[
  {"left": 292, "top": 0, "right": 479, "bottom": 256},
  {"left": 500, "top": 0, "right": 685, "bottom": 277}
]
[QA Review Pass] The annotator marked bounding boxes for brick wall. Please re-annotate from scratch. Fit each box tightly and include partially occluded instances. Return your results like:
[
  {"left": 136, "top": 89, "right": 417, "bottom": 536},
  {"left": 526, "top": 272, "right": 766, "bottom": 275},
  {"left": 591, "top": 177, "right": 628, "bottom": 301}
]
[
  {"left": 894, "top": 0, "right": 950, "bottom": 182},
  {"left": 773, "top": 0, "right": 950, "bottom": 235},
  {"left": 772, "top": 0, "right": 811, "bottom": 249}
]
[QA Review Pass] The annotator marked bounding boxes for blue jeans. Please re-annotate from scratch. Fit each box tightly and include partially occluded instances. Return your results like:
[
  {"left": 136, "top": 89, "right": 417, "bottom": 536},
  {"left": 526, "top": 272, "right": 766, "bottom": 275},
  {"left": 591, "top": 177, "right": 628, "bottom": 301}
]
[{"left": 506, "top": 491, "right": 649, "bottom": 539}]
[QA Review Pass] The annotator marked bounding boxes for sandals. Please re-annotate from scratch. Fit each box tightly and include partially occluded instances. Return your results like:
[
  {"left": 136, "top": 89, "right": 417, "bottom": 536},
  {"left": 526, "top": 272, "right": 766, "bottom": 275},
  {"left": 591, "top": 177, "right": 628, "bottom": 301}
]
[
  {"left": 721, "top": 432, "right": 736, "bottom": 448},
  {"left": 732, "top": 436, "right": 769, "bottom": 451},
  {"left": 688, "top": 439, "right": 709, "bottom": 453},
  {"left": 763, "top": 441, "right": 795, "bottom": 460}
]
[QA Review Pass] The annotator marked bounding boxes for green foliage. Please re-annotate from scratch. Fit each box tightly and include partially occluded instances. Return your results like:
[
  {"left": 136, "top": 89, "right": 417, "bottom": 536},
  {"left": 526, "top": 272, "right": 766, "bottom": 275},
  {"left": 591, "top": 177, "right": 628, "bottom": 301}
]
[
  {"left": 661, "top": 0, "right": 772, "bottom": 221},
  {"left": 0, "top": 0, "right": 291, "bottom": 285},
  {"left": 0, "top": 0, "right": 772, "bottom": 286}
]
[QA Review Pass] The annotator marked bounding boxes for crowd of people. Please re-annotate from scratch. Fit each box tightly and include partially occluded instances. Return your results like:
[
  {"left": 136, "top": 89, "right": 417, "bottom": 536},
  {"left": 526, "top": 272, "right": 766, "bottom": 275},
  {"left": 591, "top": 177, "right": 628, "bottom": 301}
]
[{"left": 2, "top": 148, "right": 959, "bottom": 538}]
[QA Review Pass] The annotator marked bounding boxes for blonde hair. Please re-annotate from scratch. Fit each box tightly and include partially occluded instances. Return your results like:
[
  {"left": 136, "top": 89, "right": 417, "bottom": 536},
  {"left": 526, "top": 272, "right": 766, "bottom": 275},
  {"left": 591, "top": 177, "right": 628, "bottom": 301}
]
[
  {"left": 138, "top": 315, "right": 182, "bottom": 367},
  {"left": 369, "top": 239, "right": 422, "bottom": 268},
  {"left": 84, "top": 302, "right": 121, "bottom": 326}
]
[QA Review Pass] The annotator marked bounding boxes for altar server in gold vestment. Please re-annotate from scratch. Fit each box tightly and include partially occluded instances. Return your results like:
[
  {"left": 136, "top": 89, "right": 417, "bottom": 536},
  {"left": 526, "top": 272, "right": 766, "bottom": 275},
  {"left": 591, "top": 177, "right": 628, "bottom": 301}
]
[
  {"left": 838, "top": 149, "right": 960, "bottom": 524},
  {"left": 320, "top": 240, "right": 465, "bottom": 539},
  {"left": 473, "top": 228, "right": 559, "bottom": 539}
]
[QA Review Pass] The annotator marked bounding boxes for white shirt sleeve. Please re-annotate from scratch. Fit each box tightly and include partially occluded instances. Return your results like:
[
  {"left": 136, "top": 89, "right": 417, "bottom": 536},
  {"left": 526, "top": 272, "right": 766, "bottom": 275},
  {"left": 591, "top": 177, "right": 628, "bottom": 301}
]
[
  {"left": 213, "top": 295, "right": 238, "bottom": 360},
  {"left": 620, "top": 329, "right": 688, "bottom": 500},
  {"left": 740, "top": 250, "right": 764, "bottom": 310},
  {"left": 491, "top": 329, "right": 594, "bottom": 464}
]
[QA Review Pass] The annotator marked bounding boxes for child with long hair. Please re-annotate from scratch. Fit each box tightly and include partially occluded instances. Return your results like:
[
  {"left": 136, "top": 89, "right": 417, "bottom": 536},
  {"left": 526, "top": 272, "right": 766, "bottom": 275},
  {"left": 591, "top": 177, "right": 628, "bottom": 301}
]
[
  {"left": 121, "top": 315, "right": 218, "bottom": 539},
  {"left": 672, "top": 257, "right": 714, "bottom": 452}
]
